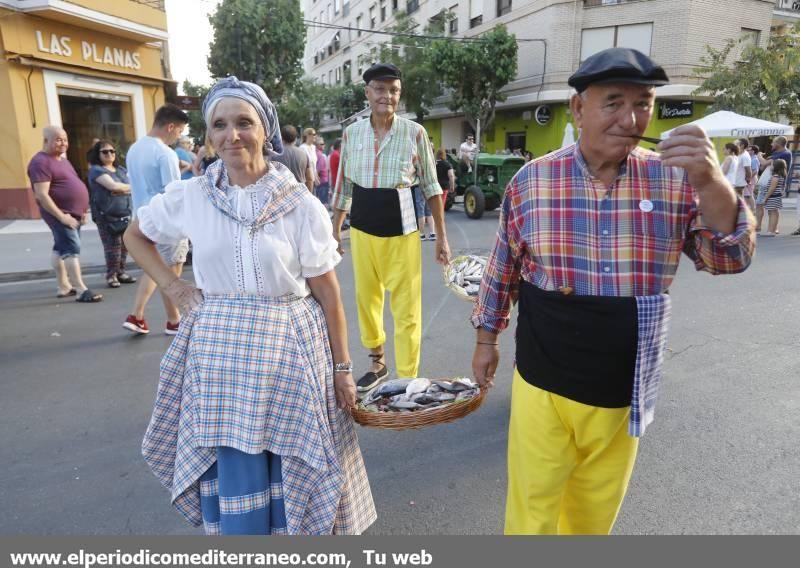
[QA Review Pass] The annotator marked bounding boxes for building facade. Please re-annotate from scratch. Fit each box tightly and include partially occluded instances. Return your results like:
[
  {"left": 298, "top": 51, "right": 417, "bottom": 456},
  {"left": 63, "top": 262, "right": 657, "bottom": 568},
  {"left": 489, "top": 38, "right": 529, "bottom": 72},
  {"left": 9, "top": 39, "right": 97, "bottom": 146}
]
[
  {"left": 302, "top": 0, "right": 796, "bottom": 156},
  {"left": 0, "top": 0, "right": 175, "bottom": 219}
]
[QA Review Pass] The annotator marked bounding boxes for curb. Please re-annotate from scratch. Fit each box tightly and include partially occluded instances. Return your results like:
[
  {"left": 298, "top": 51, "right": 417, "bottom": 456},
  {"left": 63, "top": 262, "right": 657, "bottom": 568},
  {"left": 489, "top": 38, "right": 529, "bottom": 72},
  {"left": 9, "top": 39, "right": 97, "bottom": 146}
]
[
  {"left": 0, "top": 230, "right": 353, "bottom": 284},
  {"left": 0, "top": 262, "right": 143, "bottom": 284}
]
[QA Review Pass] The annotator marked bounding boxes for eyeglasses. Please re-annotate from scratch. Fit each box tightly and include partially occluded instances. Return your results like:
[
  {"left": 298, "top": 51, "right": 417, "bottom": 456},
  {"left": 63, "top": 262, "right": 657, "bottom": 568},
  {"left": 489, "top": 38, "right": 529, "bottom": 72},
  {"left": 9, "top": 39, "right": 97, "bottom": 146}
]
[
  {"left": 368, "top": 86, "right": 402, "bottom": 97},
  {"left": 100, "top": 149, "right": 116, "bottom": 155}
]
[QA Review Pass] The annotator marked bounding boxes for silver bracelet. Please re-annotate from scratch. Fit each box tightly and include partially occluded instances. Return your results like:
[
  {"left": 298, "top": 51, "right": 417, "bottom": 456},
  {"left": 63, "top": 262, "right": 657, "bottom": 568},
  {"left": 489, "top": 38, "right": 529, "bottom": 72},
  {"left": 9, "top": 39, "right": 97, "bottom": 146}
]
[{"left": 334, "top": 361, "right": 353, "bottom": 373}]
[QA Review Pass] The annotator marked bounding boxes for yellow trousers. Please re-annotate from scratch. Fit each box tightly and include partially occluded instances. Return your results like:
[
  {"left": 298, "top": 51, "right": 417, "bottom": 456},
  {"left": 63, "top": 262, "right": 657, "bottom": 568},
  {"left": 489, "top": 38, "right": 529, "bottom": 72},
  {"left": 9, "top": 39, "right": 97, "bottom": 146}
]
[
  {"left": 349, "top": 228, "right": 422, "bottom": 378},
  {"left": 505, "top": 369, "right": 639, "bottom": 535}
]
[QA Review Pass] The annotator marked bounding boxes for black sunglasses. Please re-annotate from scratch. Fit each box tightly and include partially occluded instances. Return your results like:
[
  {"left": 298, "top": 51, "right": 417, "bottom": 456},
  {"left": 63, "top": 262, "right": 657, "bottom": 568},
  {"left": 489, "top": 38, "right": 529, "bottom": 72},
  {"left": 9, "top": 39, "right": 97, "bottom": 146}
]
[{"left": 100, "top": 149, "right": 116, "bottom": 155}]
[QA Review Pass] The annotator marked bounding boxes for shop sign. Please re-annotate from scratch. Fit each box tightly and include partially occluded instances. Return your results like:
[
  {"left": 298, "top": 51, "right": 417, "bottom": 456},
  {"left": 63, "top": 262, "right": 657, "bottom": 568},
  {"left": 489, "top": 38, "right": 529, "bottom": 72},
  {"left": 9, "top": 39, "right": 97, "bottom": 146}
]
[
  {"left": 35, "top": 31, "right": 142, "bottom": 70},
  {"left": 658, "top": 101, "right": 694, "bottom": 119},
  {"left": 534, "top": 105, "right": 551, "bottom": 126}
]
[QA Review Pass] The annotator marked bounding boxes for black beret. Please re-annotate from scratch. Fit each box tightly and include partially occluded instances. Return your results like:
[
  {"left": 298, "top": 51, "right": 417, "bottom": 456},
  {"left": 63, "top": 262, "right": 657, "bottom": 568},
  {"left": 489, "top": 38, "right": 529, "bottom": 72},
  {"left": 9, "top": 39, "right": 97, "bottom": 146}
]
[
  {"left": 568, "top": 48, "right": 669, "bottom": 93},
  {"left": 362, "top": 62, "right": 402, "bottom": 84}
]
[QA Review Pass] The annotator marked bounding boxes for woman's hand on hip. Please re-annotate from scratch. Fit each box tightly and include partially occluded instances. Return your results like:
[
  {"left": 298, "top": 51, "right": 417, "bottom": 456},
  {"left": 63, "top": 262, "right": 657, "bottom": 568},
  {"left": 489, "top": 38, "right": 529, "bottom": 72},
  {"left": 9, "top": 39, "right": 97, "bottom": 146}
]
[
  {"left": 334, "top": 372, "right": 357, "bottom": 410},
  {"left": 163, "top": 278, "right": 203, "bottom": 316}
]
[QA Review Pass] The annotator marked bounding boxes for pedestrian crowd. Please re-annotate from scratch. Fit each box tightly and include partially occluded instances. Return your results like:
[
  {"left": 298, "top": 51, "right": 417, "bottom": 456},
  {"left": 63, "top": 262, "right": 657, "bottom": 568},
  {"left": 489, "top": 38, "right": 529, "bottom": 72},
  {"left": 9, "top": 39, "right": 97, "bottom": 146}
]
[{"left": 26, "top": 46, "right": 800, "bottom": 537}]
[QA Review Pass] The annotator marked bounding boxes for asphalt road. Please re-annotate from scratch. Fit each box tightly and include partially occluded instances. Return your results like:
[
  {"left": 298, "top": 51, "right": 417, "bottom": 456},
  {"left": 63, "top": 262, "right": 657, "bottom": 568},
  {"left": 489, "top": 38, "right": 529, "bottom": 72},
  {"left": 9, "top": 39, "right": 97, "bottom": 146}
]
[{"left": 1, "top": 205, "right": 798, "bottom": 535}]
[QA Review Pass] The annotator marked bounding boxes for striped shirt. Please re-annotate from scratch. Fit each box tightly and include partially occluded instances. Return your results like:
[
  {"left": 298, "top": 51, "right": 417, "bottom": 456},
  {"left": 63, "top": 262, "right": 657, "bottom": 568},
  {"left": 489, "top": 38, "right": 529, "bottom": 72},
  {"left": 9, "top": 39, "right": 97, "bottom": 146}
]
[
  {"left": 332, "top": 114, "right": 442, "bottom": 213},
  {"left": 471, "top": 143, "right": 756, "bottom": 334}
]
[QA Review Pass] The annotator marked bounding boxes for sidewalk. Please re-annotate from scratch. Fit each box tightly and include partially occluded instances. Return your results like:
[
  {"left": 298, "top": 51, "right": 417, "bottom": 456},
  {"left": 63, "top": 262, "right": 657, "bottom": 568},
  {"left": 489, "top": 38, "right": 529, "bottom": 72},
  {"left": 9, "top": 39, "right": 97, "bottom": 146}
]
[{"left": 0, "top": 213, "right": 353, "bottom": 283}]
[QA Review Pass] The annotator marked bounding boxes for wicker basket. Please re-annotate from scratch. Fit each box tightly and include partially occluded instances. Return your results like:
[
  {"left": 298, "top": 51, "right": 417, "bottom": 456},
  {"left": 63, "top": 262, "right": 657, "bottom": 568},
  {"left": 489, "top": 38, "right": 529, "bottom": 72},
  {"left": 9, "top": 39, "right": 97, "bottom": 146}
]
[
  {"left": 351, "top": 387, "right": 488, "bottom": 430},
  {"left": 443, "top": 254, "right": 488, "bottom": 304}
]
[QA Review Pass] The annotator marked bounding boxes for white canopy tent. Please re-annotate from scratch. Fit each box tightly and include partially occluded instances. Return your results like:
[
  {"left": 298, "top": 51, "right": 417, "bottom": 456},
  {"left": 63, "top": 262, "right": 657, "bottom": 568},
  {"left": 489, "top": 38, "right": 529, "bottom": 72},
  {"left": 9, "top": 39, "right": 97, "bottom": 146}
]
[
  {"left": 561, "top": 123, "right": 576, "bottom": 148},
  {"left": 661, "top": 110, "right": 794, "bottom": 139}
]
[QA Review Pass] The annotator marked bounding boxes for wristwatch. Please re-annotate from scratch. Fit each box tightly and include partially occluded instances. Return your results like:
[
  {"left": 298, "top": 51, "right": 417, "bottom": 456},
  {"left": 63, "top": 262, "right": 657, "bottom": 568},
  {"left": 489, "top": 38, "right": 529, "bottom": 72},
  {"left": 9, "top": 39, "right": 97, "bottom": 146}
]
[{"left": 334, "top": 361, "right": 353, "bottom": 373}]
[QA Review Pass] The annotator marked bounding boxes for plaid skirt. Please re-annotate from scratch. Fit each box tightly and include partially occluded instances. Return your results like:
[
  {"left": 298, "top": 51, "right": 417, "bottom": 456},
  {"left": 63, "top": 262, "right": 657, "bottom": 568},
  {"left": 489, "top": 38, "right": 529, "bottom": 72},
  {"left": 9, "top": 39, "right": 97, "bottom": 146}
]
[{"left": 142, "top": 293, "right": 376, "bottom": 535}]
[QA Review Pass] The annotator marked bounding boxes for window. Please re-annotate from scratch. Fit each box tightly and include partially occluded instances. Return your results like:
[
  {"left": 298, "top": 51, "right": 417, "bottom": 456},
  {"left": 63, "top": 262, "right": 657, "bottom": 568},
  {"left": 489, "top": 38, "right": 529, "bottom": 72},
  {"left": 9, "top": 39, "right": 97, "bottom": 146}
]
[
  {"left": 329, "top": 70, "right": 333, "bottom": 84},
  {"left": 343, "top": 0, "right": 350, "bottom": 16},
  {"left": 449, "top": 6, "right": 458, "bottom": 34},
  {"left": 343, "top": 60, "right": 352, "bottom": 83},
  {"left": 356, "top": 14, "right": 363, "bottom": 36},
  {"left": 347, "top": 23, "right": 352, "bottom": 42},
  {"left": 314, "top": 53, "right": 319, "bottom": 65},
  {"left": 328, "top": 44, "right": 333, "bottom": 56},
  {"left": 380, "top": 0, "right": 387, "bottom": 21},
  {"left": 333, "top": 32, "right": 341, "bottom": 51},
  {"left": 392, "top": 0, "right": 398, "bottom": 10},
  {"left": 334, "top": 0, "right": 340, "bottom": 14},
  {"left": 497, "top": 0, "right": 512, "bottom": 17},
  {"left": 469, "top": 0, "right": 482, "bottom": 26},
  {"left": 429, "top": 11, "right": 445, "bottom": 33},
  {"left": 336, "top": 67, "right": 342, "bottom": 84},
  {"left": 580, "top": 22, "right": 653, "bottom": 60},
  {"left": 370, "top": 5, "right": 376, "bottom": 28},
  {"left": 739, "top": 28, "right": 760, "bottom": 48},
  {"left": 407, "top": 0, "right": 419, "bottom": 14}
]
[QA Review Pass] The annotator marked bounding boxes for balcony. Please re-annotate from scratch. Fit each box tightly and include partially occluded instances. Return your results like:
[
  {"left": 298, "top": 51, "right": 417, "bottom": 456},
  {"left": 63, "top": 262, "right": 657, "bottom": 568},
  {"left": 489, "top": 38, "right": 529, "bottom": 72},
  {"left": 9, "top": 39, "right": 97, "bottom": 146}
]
[
  {"left": 7, "top": 0, "right": 168, "bottom": 41},
  {"left": 774, "top": 0, "right": 800, "bottom": 21},
  {"left": 584, "top": 0, "right": 653, "bottom": 6}
]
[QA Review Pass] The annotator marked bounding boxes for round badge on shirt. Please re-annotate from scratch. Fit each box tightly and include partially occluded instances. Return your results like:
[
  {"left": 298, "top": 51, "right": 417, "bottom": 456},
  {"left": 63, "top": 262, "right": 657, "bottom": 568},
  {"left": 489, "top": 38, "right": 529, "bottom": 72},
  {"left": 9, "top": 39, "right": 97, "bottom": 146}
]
[{"left": 639, "top": 199, "right": 654, "bottom": 213}]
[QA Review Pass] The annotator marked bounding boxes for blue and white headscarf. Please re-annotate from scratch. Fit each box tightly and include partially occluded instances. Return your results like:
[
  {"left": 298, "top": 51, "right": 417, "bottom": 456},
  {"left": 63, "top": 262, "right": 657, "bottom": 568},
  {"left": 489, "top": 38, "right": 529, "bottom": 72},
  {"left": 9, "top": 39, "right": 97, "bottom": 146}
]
[{"left": 202, "top": 76, "right": 283, "bottom": 155}]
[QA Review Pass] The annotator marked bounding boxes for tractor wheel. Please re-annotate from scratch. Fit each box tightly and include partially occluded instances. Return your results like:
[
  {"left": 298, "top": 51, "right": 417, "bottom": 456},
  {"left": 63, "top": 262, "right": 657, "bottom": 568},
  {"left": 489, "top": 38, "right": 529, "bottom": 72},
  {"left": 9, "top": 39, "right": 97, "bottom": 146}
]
[
  {"left": 444, "top": 190, "right": 455, "bottom": 211},
  {"left": 464, "top": 186, "right": 485, "bottom": 219}
]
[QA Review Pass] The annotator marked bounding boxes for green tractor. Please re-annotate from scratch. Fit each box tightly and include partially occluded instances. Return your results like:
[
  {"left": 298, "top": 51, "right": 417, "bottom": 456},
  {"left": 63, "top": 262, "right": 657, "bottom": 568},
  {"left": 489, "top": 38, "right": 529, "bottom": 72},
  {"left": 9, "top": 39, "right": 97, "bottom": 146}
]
[{"left": 445, "top": 153, "right": 526, "bottom": 219}]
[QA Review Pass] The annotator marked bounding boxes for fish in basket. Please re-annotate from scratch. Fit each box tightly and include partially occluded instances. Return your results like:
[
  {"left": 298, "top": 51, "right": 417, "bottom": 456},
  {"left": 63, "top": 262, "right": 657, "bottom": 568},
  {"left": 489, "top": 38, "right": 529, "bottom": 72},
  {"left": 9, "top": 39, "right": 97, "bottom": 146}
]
[
  {"left": 351, "top": 377, "right": 487, "bottom": 430},
  {"left": 444, "top": 255, "right": 487, "bottom": 302}
]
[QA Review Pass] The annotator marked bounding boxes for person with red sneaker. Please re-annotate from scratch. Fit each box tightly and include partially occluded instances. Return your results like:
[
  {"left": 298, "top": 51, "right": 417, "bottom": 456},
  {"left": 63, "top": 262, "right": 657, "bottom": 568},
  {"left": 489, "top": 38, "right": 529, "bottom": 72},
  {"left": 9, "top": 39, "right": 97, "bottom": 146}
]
[{"left": 122, "top": 104, "right": 189, "bottom": 335}]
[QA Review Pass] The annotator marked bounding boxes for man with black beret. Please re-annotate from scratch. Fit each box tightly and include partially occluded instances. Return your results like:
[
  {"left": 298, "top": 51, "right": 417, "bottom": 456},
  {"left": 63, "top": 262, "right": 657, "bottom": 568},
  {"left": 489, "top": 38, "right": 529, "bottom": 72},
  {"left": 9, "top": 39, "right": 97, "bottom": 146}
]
[
  {"left": 471, "top": 47, "right": 755, "bottom": 534},
  {"left": 332, "top": 63, "right": 451, "bottom": 390}
]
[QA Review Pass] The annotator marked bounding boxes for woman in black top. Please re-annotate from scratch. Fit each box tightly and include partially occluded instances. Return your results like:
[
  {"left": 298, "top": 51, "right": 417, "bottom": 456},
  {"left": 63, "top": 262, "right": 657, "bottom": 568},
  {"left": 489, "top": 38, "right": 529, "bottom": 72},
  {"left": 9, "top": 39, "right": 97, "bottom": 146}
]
[
  {"left": 761, "top": 158, "right": 787, "bottom": 236},
  {"left": 435, "top": 148, "right": 455, "bottom": 208},
  {"left": 87, "top": 140, "right": 136, "bottom": 288}
]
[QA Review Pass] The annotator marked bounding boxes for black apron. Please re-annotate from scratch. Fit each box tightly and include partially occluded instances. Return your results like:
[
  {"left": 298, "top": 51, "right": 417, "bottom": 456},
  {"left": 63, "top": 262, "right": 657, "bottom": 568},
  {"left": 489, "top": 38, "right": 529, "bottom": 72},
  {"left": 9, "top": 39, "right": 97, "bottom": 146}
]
[
  {"left": 350, "top": 184, "right": 419, "bottom": 237},
  {"left": 515, "top": 281, "right": 639, "bottom": 408}
]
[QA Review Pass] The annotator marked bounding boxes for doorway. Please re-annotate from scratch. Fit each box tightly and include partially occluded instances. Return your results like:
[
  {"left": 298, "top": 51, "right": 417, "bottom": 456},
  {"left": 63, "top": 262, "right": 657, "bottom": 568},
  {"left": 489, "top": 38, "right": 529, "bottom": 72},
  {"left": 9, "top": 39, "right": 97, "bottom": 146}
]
[
  {"left": 506, "top": 132, "right": 527, "bottom": 155},
  {"left": 58, "top": 89, "right": 135, "bottom": 180}
]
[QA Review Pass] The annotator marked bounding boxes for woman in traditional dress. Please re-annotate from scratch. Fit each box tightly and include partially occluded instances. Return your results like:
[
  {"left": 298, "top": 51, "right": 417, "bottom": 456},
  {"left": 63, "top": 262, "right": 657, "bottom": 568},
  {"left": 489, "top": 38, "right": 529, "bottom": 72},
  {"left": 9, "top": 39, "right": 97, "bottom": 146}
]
[{"left": 124, "top": 77, "right": 376, "bottom": 535}]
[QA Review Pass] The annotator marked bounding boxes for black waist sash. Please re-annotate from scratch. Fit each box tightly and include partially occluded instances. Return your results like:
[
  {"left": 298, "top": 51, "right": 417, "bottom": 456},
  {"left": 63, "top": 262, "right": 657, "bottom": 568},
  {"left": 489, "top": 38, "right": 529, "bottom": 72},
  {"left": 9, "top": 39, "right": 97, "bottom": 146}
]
[
  {"left": 515, "top": 281, "right": 638, "bottom": 408},
  {"left": 350, "top": 184, "right": 418, "bottom": 237}
]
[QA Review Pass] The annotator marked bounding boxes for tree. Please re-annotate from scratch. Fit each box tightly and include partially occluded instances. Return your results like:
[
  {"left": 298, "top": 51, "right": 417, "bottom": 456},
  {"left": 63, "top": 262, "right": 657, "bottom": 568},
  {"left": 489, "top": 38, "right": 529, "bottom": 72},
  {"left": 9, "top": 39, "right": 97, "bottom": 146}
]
[
  {"left": 276, "top": 79, "right": 333, "bottom": 130},
  {"left": 694, "top": 25, "right": 800, "bottom": 122},
  {"left": 182, "top": 80, "right": 210, "bottom": 141},
  {"left": 327, "top": 82, "right": 367, "bottom": 122},
  {"left": 430, "top": 25, "right": 518, "bottom": 139},
  {"left": 207, "top": 0, "right": 305, "bottom": 101},
  {"left": 359, "top": 11, "right": 448, "bottom": 123}
]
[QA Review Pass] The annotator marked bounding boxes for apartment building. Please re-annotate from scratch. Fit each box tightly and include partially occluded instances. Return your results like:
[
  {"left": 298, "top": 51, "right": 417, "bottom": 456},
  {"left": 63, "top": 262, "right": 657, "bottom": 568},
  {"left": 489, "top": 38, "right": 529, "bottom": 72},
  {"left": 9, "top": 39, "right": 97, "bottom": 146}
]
[
  {"left": 0, "top": 0, "right": 175, "bottom": 218},
  {"left": 303, "top": 0, "right": 795, "bottom": 155}
]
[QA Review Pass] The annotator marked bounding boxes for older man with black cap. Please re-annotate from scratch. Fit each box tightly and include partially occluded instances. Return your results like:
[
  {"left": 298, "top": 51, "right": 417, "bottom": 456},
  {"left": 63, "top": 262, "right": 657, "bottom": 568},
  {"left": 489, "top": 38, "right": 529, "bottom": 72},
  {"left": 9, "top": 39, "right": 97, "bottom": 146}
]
[
  {"left": 331, "top": 62, "right": 450, "bottom": 391},
  {"left": 471, "top": 48, "right": 755, "bottom": 534}
]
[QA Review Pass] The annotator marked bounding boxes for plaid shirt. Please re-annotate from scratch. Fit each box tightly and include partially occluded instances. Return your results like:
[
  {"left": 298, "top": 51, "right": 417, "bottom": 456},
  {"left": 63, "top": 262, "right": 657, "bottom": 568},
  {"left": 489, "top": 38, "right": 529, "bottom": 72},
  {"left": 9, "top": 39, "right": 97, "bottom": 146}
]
[
  {"left": 471, "top": 144, "right": 755, "bottom": 334},
  {"left": 332, "top": 114, "right": 442, "bottom": 213}
]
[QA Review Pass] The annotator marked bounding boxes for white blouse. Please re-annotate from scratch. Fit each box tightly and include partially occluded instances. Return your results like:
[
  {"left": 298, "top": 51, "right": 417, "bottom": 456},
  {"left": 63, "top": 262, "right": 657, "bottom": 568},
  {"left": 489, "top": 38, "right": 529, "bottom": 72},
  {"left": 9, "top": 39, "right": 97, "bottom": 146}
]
[{"left": 137, "top": 164, "right": 341, "bottom": 297}]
